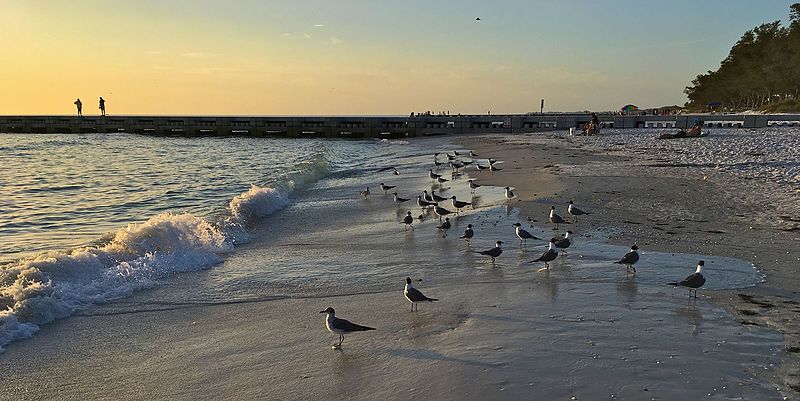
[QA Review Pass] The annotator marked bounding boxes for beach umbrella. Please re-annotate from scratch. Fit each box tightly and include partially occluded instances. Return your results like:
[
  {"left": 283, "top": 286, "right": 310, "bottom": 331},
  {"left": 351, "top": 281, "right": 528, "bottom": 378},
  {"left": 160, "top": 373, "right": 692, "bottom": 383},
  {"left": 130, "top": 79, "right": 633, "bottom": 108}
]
[{"left": 620, "top": 104, "right": 638, "bottom": 112}]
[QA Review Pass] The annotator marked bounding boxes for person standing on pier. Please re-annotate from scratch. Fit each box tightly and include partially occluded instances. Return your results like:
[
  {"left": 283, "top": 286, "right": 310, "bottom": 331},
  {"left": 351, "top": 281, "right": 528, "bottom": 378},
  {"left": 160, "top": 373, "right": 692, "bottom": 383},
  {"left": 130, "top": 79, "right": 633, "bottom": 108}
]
[
  {"left": 99, "top": 97, "right": 106, "bottom": 116},
  {"left": 74, "top": 98, "right": 83, "bottom": 116}
]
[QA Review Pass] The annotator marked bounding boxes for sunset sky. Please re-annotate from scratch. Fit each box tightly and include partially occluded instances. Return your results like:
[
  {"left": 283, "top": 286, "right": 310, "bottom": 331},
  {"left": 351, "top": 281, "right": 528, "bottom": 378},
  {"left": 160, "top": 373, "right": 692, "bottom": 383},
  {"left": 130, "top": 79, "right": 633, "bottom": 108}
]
[{"left": 1, "top": 0, "right": 794, "bottom": 115}]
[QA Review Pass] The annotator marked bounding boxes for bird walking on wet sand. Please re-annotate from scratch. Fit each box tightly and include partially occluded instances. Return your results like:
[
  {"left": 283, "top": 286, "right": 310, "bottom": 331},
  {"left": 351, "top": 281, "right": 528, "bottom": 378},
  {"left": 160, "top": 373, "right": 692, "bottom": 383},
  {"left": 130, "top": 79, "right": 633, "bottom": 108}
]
[
  {"left": 429, "top": 169, "right": 442, "bottom": 181},
  {"left": 567, "top": 201, "right": 590, "bottom": 222},
  {"left": 513, "top": 223, "right": 541, "bottom": 246},
  {"left": 422, "top": 190, "right": 435, "bottom": 203},
  {"left": 460, "top": 224, "right": 474, "bottom": 243},
  {"left": 549, "top": 206, "right": 568, "bottom": 230},
  {"left": 401, "top": 211, "right": 414, "bottom": 230},
  {"left": 393, "top": 193, "right": 409, "bottom": 205},
  {"left": 359, "top": 187, "right": 370, "bottom": 199},
  {"left": 489, "top": 163, "right": 502, "bottom": 172},
  {"left": 404, "top": 277, "right": 438, "bottom": 312},
  {"left": 436, "top": 176, "right": 449, "bottom": 184},
  {"left": 554, "top": 231, "right": 573, "bottom": 254},
  {"left": 434, "top": 205, "right": 454, "bottom": 222},
  {"left": 475, "top": 164, "right": 488, "bottom": 171},
  {"left": 437, "top": 217, "right": 451, "bottom": 237},
  {"left": 668, "top": 261, "right": 706, "bottom": 298},
  {"left": 450, "top": 196, "right": 470, "bottom": 214},
  {"left": 530, "top": 239, "right": 558, "bottom": 270},
  {"left": 468, "top": 179, "right": 481, "bottom": 194},
  {"left": 475, "top": 241, "right": 504, "bottom": 263},
  {"left": 614, "top": 244, "right": 639, "bottom": 274},
  {"left": 320, "top": 307, "right": 375, "bottom": 349},
  {"left": 504, "top": 187, "right": 516, "bottom": 202},
  {"left": 380, "top": 183, "right": 396, "bottom": 194}
]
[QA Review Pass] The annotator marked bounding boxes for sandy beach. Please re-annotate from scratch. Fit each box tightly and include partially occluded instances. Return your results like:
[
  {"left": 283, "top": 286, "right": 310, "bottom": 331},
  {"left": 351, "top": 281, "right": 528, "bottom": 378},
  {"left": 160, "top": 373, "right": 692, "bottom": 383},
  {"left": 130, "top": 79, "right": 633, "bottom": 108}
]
[{"left": 0, "top": 131, "right": 797, "bottom": 400}]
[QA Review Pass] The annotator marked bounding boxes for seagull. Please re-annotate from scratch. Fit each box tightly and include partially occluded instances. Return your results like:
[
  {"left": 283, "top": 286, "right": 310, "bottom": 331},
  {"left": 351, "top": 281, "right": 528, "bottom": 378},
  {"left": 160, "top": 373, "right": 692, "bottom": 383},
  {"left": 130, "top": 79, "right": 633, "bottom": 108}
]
[
  {"left": 460, "top": 224, "right": 474, "bottom": 243},
  {"left": 429, "top": 169, "right": 442, "bottom": 181},
  {"left": 567, "top": 200, "right": 590, "bottom": 222},
  {"left": 447, "top": 154, "right": 456, "bottom": 161},
  {"left": 549, "top": 206, "right": 568, "bottom": 230},
  {"left": 422, "top": 190, "right": 435, "bottom": 203},
  {"left": 668, "top": 261, "right": 706, "bottom": 298},
  {"left": 437, "top": 217, "right": 451, "bottom": 237},
  {"left": 453, "top": 151, "right": 462, "bottom": 156},
  {"left": 320, "top": 307, "right": 375, "bottom": 349},
  {"left": 359, "top": 187, "right": 370, "bottom": 199},
  {"left": 450, "top": 161, "right": 464, "bottom": 172},
  {"left": 417, "top": 195, "right": 436, "bottom": 210},
  {"left": 431, "top": 190, "right": 448, "bottom": 203},
  {"left": 614, "top": 244, "right": 639, "bottom": 274},
  {"left": 404, "top": 277, "right": 438, "bottom": 311},
  {"left": 437, "top": 176, "right": 449, "bottom": 184},
  {"left": 530, "top": 239, "right": 558, "bottom": 270},
  {"left": 475, "top": 17, "right": 481, "bottom": 21},
  {"left": 393, "top": 168, "right": 400, "bottom": 176},
  {"left": 434, "top": 160, "right": 444, "bottom": 168},
  {"left": 450, "top": 196, "right": 470, "bottom": 214},
  {"left": 489, "top": 163, "right": 502, "bottom": 172},
  {"left": 461, "top": 160, "right": 473, "bottom": 166},
  {"left": 475, "top": 164, "right": 488, "bottom": 171},
  {"left": 475, "top": 241, "right": 504, "bottom": 262},
  {"left": 469, "top": 151, "right": 478, "bottom": 157},
  {"left": 393, "top": 193, "right": 410, "bottom": 204},
  {"left": 554, "top": 231, "right": 573, "bottom": 254},
  {"left": 468, "top": 179, "right": 481, "bottom": 194},
  {"left": 433, "top": 205, "right": 454, "bottom": 221},
  {"left": 401, "top": 211, "right": 414, "bottom": 230},
  {"left": 513, "top": 222, "right": 541, "bottom": 246},
  {"left": 504, "top": 187, "right": 516, "bottom": 202},
  {"left": 380, "top": 183, "right": 396, "bottom": 194},
  {"left": 488, "top": 158, "right": 499, "bottom": 165}
]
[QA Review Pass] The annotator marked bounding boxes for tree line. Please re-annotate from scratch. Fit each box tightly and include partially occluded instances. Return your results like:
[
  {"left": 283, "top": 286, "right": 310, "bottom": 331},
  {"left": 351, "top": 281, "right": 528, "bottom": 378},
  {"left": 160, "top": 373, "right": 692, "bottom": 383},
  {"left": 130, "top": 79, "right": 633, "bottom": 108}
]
[{"left": 684, "top": 3, "right": 800, "bottom": 111}]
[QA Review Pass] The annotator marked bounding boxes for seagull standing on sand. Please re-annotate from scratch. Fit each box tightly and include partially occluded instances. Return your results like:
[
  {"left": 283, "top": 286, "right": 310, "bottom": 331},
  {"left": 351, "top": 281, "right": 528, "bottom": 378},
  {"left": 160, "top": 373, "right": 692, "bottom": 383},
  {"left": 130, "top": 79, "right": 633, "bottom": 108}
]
[
  {"left": 320, "top": 307, "right": 375, "bottom": 349},
  {"left": 422, "top": 190, "right": 435, "bottom": 203},
  {"left": 469, "top": 151, "right": 478, "bottom": 157},
  {"left": 401, "top": 211, "right": 414, "bottom": 230},
  {"left": 513, "top": 222, "right": 541, "bottom": 246},
  {"left": 380, "top": 183, "right": 396, "bottom": 194},
  {"left": 393, "top": 193, "right": 410, "bottom": 205},
  {"left": 475, "top": 241, "right": 504, "bottom": 263},
  {"left": 567, "top": 201, "right": 590, "bottom": 222},
  {"left": 549, "top": 206, "right": 567, "bottom": 230},
  {"left": 530, "top": 239, "right": 558, "bottom": 270},
  {"left": 431, "top": 190, "right": 448, "bottom": 203},
  {"left": 429, "top": 169, "right": 442, "bottom": 181},
  {"left": 475, "top": 164, "right": 488, "bottom": 171},
  {"left": 614, "top": 244, "right": 639, "bottom": 274},
  {"left": 417, "top": 195, "right": 435, "bottom": 210},
  {"left": 554, "top": 231, "right": 573, "bottom": 254},
  {"left": 450, "top": 196, "right": 470, "bottom": 214},
  {"left": 460, "top": 224, "right": 474, "bottom": 243},
  {"left": 434, "top": 205, "right": 454, "bottom": 222},
  {"left": 504, "top": 187, "right": 516, "bottom": 202},
  {"left": 468, "top": 179, "right": 481, "bottom": 194},
  {"left": 404, "top": 278, "right": 438, "bottom": 311},
  {"left": 359, "top": 187, "right": 370, "bottom": 199},
  {"left": 437, "top": 176, "right": 449, "bottom": 184},
  {"left": 437, "top": 217, "right": 451, "bottom": 237},
  {"left": 668, "top": 261, "right": 706, "bottom": 298}
]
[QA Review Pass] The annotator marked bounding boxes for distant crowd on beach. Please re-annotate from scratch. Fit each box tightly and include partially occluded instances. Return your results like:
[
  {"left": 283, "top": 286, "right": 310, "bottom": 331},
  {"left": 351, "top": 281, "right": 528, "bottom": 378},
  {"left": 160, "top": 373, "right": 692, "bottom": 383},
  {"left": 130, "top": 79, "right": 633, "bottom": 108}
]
[
  {"left": 73, "top": 97, "right": 106, "bottom": 117},
  {"left": 410, "top": 111, "right": 453, "bottom": 117}
]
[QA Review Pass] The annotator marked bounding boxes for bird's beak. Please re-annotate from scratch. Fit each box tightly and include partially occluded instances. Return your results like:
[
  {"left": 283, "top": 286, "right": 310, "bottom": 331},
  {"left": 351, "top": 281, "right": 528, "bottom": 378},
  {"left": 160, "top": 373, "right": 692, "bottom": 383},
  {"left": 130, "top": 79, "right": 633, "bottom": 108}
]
[{"left": 319, "top": 310, "right": 326, "bottom": 314}]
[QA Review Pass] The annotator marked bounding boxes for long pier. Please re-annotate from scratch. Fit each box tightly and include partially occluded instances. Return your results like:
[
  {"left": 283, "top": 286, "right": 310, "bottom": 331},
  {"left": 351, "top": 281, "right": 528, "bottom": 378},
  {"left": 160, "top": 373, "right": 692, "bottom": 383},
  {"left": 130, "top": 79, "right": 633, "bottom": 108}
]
[{"left": 1, "top": 114, "right": 799, "bottom": 138}]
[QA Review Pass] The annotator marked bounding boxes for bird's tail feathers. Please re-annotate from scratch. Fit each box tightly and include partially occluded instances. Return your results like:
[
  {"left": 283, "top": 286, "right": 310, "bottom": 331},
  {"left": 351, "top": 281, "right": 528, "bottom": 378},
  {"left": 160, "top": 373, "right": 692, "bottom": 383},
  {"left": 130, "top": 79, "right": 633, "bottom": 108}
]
[
  {"left": 667, "top": 282, "right": 679, "bottom": 287},
  {"left": 427, "top": 297, "right": 439, "bottom": 302}
]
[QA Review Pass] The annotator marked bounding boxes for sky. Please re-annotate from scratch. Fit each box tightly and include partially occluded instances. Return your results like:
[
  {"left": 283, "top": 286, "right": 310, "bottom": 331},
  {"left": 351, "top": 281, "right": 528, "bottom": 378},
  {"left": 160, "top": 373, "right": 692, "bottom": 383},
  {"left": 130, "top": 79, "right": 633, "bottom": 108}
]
[{"left": 0, "top": 0, "right": 795, "bottom": 115}]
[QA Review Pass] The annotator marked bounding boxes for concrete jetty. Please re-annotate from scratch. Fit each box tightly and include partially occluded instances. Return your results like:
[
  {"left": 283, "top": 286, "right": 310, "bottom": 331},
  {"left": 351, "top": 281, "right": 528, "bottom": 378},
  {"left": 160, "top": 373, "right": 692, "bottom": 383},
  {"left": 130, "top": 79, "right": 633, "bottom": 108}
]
[{"left": 1, "top": 114, "right": 799, "bottom": 138}]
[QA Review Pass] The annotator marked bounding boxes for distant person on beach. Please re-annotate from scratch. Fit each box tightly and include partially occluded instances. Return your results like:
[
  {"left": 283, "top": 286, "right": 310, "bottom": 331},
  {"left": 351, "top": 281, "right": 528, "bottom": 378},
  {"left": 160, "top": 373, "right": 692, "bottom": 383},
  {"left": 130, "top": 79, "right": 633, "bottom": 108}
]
[
  {"left": 99, "top": 97, "right": 106, "bottom": 116},
  {"left": 74, "top": 98, "right": 82, "bottom": 116},
  {"left": 659, "top": 120, "right": 703, "bottom": 139}
]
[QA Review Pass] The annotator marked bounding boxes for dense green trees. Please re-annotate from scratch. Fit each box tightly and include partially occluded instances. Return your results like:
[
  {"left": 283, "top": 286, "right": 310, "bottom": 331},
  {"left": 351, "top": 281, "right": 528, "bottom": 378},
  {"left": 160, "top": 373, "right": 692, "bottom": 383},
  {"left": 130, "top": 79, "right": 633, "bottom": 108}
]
[{"left": 684, "top": 3, "right": 800, "bottom": 111}]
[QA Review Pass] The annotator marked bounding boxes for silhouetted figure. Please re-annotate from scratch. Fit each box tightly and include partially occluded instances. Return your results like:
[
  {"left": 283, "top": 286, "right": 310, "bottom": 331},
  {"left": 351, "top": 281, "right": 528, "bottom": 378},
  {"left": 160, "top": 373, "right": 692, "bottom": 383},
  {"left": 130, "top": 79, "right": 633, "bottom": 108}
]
[
  {"left": 99, "top": 97, "right": 106, "bottom": 116},
  {"left": 74, "top": 98, "right": 83, "bottom": 116}
]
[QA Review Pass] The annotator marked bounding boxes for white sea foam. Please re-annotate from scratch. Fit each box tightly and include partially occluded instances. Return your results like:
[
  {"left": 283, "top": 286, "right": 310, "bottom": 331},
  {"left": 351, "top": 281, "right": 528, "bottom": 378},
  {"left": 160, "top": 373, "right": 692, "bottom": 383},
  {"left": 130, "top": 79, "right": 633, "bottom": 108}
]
[{"left": 0, "top": 152, "right": 331, "bottom": 352}]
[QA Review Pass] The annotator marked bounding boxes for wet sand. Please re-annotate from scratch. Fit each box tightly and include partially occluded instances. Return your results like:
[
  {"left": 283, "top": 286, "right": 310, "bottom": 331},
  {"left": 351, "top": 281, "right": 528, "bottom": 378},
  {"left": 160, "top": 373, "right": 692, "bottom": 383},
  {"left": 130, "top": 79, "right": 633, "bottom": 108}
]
[
  {"left": 0, "top": 133, "right": 796, "bottom": 400},
  {"left": 459, "top": 132, "right": 800, "bottom": 399}
]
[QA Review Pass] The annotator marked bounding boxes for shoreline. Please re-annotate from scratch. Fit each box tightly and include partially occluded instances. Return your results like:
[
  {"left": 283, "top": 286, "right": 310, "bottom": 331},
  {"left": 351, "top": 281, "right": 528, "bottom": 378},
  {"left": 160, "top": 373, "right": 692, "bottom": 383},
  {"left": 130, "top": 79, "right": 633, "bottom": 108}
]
[{"left": 456, "top": 132, "right": 800, "bottom": 398}]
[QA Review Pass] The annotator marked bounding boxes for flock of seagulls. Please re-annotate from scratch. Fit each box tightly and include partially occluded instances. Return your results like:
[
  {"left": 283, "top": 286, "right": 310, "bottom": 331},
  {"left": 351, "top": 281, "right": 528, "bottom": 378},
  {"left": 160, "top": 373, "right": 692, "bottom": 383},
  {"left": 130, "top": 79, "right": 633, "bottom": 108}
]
[{"left": 321, "top": 149, "right": 708, "bottom": 348}]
